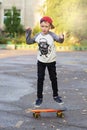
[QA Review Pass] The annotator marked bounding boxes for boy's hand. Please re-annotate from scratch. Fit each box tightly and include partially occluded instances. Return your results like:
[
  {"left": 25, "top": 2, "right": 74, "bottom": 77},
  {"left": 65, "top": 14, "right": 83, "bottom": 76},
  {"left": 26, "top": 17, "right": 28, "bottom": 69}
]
[
  {"left": 26, "top": 27, "right": 32, "bottom": 31},
  {"left": 59, "top": 34, "right": 64, "bottom": 39},
  {"left": 26, "top": 27, "right": 32, "bottom": 35}
]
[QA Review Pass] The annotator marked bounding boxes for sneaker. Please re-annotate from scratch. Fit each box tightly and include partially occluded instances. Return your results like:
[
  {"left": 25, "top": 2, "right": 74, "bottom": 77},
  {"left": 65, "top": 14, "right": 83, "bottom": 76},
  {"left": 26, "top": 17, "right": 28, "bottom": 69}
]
[
  {"left": 53, "top": 96, "right": 63, "bottom": 104},
  {"left": 35, "top": 98, "right": 43, "bottom": 107}
]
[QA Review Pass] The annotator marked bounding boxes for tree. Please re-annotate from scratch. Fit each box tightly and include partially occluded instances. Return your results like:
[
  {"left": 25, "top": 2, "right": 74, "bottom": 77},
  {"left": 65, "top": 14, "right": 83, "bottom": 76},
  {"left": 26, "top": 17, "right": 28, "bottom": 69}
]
[
  {"left": 42, "top": 0, "right": 87, "bottom": 45},
  {"left": 4, "top": 6, "right": 24, "bottom": 37}
]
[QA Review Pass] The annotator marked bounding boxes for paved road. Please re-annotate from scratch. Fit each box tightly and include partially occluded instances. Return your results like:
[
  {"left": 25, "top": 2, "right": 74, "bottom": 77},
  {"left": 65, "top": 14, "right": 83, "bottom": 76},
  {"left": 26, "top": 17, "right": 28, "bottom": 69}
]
[{"left": 0, "top": 50, "right": 87, "bottom": 130}]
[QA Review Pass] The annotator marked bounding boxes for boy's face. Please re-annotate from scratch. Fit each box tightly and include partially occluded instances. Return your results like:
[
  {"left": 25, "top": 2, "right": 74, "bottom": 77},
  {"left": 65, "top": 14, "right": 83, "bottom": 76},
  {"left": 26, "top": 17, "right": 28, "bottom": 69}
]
[{"left": 40, "top": 21, "right": 51, "bottom": 34}]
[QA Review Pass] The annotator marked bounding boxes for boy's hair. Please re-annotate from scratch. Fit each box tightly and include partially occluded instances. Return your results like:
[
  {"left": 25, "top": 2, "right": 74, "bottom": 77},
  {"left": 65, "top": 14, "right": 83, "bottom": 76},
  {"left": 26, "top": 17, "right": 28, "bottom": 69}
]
[{"left": 40, "top": 16, "right": 55, "bottom": 29}]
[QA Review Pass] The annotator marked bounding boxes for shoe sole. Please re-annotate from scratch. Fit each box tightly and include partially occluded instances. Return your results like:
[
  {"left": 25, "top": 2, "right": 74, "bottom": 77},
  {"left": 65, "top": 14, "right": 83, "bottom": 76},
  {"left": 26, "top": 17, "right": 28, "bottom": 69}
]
[
  {"left": 34, "top": 104, "right": 41, "bottom": 108},
  {"left": 59, "top": 102, "right": 64, "bottom": 105}
]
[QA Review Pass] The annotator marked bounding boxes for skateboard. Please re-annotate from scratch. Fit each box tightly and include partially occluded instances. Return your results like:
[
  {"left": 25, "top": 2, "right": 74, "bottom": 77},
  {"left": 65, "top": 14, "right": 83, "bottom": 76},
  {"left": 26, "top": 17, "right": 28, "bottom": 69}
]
[{"left": 31, "top": 108, "right": 65, "bottom": 118}]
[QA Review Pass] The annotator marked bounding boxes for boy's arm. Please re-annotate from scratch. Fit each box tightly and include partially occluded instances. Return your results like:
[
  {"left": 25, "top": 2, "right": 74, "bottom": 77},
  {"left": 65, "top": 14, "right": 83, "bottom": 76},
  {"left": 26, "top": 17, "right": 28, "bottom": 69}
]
[
  {"left": 50, "top": 32, "right": 64, "bottom": 43},
  {"left": 26, "top": 28, "right": 35, "bottom": 44},
  {"left": 58, "top": 34, "right": 64, "bottom": 43}
]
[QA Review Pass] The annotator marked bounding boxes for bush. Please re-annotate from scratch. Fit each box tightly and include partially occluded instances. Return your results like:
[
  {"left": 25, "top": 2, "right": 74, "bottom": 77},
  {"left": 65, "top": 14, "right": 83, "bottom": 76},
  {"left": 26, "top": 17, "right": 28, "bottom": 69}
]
[
  {"left": 80, "top": 40, "right": 87, "bottom": 46},
  {"left": 0, "top": 36, "right": 8, "bottom": 44},
  {"left": 0, "top": 34, "right": 26, "bottom": 45},
  {"left": 32, "top": 24, "right": 41, "bottom": 35},
  {"left": 13, "top": 35, "right": 26, "bottom": 44}
]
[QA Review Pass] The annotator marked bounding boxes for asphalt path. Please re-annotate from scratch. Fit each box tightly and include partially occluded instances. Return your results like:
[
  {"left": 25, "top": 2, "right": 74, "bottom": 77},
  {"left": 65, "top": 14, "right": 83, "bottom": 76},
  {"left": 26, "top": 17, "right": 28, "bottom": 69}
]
[{"left": 0, "top": 50, "right": 87, "bottom": 130}]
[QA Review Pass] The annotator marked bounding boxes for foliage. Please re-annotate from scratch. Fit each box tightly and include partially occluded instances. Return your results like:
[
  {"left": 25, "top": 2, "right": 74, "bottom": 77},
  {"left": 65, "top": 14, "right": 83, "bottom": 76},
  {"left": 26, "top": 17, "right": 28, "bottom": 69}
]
[
  {"left": 0, "top": 33, "right": 26, "bottom": 45},
  {"left": 12, "top": 35, "right": 26, "bottom": 44},
  {"left": 40, "top": 0, "right": 87, "bottom": 45},
  {"left": 4, "top": 6, "right": 24, "bottom": 37},
  {"left": 32, "top": 24, "right": 41, "bottom": 35},
  {"left": 0, "top": 36, "right": 8, "bottom": 44}
]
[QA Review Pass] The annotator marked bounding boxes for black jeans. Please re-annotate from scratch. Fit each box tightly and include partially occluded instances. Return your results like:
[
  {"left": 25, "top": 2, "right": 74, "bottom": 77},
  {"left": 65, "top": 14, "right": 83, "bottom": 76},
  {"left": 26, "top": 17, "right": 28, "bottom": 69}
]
[{"left": 37, "top": 60, "right": 58, "bottom": 99}]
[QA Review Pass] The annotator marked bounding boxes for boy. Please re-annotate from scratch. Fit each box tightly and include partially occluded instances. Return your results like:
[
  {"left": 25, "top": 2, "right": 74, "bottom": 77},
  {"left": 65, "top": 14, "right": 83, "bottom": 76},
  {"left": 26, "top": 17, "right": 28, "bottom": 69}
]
[{"left": 26, "top": 16, "right": 64, "bottom": 107}]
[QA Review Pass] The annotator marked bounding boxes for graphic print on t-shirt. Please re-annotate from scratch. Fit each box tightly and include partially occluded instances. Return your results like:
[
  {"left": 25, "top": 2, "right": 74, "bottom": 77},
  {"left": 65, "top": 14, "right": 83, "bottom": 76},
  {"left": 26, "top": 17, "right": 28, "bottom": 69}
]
[{"left": 38, "top": 38, "right": 51, "bottom": 57}]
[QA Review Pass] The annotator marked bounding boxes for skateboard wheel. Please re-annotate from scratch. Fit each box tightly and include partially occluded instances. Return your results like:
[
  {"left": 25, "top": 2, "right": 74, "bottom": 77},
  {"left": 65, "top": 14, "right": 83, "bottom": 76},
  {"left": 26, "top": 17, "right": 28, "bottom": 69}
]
[
  {"left": 33, "top": 113, "right": 40, "bottom": 118},
  {"left": 56, "top": 112, "right": 64, "bottom": 118}
]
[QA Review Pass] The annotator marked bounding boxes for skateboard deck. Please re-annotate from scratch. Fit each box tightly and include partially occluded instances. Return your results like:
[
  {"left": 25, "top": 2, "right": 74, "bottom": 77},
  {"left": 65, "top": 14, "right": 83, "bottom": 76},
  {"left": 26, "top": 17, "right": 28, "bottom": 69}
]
[{"left": 31, "top": 108, "right": 65, "bottom": 118}]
